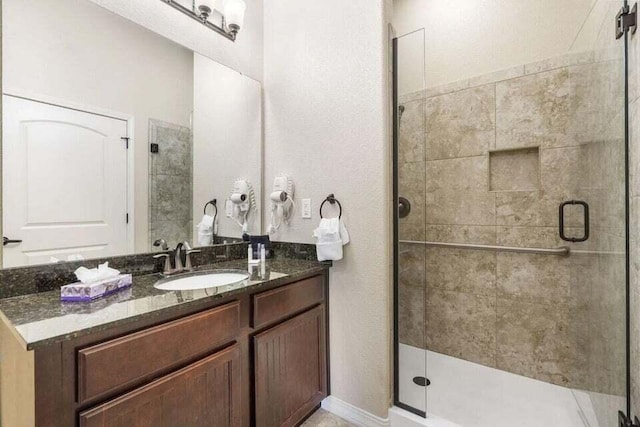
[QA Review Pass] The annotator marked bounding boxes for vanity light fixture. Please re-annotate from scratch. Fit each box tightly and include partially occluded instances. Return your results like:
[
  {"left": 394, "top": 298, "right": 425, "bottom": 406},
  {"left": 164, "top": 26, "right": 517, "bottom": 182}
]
[
  {"left": 223, "top": 0, "right": 247, "bottom": 35},
  {"left": 197, "top": 0, "right": 216, "bottom": 21},
  {"left": 161, "top": 0, "right": 247, "bottom": 41}
]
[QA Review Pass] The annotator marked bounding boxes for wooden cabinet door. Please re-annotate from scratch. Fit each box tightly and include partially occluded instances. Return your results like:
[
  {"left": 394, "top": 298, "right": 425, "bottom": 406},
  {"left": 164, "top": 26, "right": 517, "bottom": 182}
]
[
  {"left": 79, "top": 344, "right": 242, "bottom": 427},
  {"left": 254, "top": 305, "right": 327, "bottom": 427}
]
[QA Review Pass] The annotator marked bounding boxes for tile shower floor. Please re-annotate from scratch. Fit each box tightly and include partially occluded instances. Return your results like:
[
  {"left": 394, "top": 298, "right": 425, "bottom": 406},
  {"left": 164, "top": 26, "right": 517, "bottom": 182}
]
[{"left": 398, "top": 344, "right": 624, "bottom": 427}]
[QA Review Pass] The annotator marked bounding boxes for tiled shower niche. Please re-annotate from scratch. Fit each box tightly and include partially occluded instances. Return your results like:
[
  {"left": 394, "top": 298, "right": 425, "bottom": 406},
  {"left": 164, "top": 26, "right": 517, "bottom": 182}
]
[{"left": 489, "top": 147, "right": 540, "bottom": 192}]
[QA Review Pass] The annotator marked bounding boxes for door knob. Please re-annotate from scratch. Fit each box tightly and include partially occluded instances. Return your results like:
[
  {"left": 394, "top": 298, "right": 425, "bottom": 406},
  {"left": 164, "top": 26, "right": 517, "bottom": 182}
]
[{"left": 3, "top": 237, "right": 22, "bottom": 246}]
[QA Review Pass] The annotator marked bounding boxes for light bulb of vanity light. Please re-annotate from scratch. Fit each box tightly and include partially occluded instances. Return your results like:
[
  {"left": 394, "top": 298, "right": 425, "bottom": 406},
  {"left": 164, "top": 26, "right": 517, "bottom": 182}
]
[
  {"left": 197, "top": 0, "right": 216, "bottom": 21},
  {"left": 224, "top": 0, "right": 246, "bottom": 35}
]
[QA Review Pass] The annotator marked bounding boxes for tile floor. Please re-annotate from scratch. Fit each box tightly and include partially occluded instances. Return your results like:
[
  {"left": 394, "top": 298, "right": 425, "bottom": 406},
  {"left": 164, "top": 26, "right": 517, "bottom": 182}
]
[{"left": 302, "top": 409, "right": 356, "bottom": 426}]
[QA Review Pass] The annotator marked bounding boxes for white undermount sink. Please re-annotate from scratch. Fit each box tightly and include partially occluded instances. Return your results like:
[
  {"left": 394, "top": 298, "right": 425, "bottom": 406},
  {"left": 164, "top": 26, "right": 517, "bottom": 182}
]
[{"left": 154, "top": 270, "right": 249, "bottom": 291}]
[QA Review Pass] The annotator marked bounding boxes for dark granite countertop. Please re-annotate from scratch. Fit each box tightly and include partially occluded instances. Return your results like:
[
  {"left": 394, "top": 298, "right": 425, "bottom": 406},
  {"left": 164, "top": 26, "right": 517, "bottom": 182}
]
[{"left": 0, "top": 258, "right": 328, "bottom": 351}]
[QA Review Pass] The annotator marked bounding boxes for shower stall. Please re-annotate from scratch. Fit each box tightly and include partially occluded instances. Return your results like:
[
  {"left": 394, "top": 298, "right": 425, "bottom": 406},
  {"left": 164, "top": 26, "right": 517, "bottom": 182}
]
[{"left": 392, "top": 2, "right": 633, "bottom": 426}]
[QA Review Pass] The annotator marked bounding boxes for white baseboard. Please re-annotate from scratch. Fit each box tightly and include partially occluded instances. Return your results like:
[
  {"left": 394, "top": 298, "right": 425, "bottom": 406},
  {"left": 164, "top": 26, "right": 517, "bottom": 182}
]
[{"left": 321, "top": 396, "right": 390, "bottom": 427}]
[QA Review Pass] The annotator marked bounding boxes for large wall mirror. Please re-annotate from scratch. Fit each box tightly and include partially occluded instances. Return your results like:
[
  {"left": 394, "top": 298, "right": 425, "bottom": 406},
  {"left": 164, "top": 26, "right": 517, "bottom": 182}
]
[{"left": 1, "top": 0, "right": 263, "bottom": 268}]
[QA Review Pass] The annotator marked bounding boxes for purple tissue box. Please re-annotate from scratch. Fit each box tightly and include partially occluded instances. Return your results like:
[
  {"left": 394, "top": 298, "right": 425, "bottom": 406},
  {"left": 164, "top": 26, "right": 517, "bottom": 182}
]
[{"left": 60, "top": 274, "right": 132, "bottom": 302}]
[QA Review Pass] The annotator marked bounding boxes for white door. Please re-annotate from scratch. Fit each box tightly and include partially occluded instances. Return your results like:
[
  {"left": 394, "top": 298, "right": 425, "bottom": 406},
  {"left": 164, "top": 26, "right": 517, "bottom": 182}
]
[{"left": 2, "top": 95, "right": 130, "bottom": 267}]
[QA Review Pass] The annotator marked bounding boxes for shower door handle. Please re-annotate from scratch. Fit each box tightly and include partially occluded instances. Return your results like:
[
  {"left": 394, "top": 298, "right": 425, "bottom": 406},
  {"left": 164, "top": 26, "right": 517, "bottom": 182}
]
[{"left": 559, "top": 200, "right": 589, "bottom": 242}]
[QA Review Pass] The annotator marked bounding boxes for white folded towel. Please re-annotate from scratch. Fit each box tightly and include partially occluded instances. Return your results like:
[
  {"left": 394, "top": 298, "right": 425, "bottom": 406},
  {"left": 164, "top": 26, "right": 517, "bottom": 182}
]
[
  {"left": 197, "top": 214, "right": 216, "bottom": 246},
  {"left": 198, "top": 214, "right": 215, "bottom": 228},
  {"left": 313, "top": 218, "right": 350, "bottom": 261}
]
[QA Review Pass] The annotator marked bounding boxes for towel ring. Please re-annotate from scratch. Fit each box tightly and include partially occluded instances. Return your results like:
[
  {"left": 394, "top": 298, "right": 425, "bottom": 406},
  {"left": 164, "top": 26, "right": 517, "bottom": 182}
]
[
  {"left": 204, "top": 199, "right": 217, "bottom": 216},
  {"left": 320, "top": 194, "right": 342, "bottom": 219}
]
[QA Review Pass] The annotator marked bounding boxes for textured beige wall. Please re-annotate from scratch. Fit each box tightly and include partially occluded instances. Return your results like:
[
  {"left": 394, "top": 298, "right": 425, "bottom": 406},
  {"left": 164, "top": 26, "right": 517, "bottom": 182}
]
[
  {"left": 393, "top": 0, "right": 598, "bottom": 92},
  {"left": 192, "top": 53, "right": 263, "bottom": 239},
  {"left": 263, "top": 0, "right": 392, "bottom": 418}
]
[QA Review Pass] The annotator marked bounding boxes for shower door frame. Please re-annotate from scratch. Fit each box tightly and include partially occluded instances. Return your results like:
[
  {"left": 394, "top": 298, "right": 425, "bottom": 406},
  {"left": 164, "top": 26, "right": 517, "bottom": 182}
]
[
  {"left": 624, "top": 0, "right": 632, "bottom": 419},
  {"left": 391, "top": 3, "right": 633, "bottom": 417},
  {"left": 391, "top": 35, "right": 427, "bottom": 419}
]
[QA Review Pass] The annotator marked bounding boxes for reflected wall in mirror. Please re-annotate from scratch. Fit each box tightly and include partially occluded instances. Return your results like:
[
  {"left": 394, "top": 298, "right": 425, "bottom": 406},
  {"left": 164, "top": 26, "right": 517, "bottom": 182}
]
[{"left": 1, "top": 0, "right": 262, "bottom": 268}]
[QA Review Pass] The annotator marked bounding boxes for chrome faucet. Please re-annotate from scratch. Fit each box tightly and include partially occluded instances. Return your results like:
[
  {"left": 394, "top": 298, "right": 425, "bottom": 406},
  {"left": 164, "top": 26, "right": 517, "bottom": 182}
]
[
  {"left": 153, "top": 241, "right": 200, "bottom": 276},
  {"left": 174, "top": 242, "right": 185, "bottom": 272},
  {"left": 174, "top": 241, "right": 201, "bottom": 271}
]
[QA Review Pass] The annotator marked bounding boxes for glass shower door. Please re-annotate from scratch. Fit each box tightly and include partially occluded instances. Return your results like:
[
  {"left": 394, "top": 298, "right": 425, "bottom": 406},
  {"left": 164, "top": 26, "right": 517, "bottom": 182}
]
[
  {"left": 394, "top": 28, "right": 428, "bottom": 416},
  {"left": 568, "top": 3, "right": 627, "bottom": 422},
  {"left": 393, "top": 2, "right": 629, "bottom": 425}
]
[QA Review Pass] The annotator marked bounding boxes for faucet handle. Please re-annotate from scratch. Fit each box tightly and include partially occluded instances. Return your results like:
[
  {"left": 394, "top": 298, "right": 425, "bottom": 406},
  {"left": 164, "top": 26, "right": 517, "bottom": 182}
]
[
  {"left": 184, "top": 249, "right": 201, "bottom": 270},
  {"left": 153, "top": 253, "right": 172, "bottom": 275},
  {"left": 153, "top": 239, "right": 169, "bottom": 251}
]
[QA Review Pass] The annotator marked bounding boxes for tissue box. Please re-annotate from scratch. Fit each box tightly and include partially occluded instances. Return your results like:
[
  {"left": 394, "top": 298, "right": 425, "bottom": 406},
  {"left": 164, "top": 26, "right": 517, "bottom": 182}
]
[{"left": 60, "top": 274, "right": 133, "bottom": 302}]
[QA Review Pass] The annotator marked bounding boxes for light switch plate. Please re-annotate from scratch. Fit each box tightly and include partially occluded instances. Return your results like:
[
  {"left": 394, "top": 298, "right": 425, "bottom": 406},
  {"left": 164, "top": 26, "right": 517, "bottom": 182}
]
[{"left": 302, "top": 199, "right": 312, "bottom": 219}]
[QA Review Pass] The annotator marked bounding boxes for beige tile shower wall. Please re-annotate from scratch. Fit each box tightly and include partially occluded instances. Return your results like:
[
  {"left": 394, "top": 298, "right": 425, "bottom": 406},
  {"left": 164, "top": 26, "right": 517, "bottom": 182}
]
[
  {"left": 398, "top": 48, "right": 626, "bottom": 394},
  {"left": 148, "top": 120, "right": 193, "bottom": 249}
]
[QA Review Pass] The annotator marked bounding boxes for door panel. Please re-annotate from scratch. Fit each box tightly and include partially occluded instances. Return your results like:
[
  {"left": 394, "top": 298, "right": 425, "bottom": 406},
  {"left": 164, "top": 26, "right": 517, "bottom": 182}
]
[
  {"left": 2, "top": 96, "right": 129, "bottom": 267},
  {"left": 394, "top": 28, "right": 428, "bottom": 417},
  {"left": 254, "top": 305, "right": 327, "bottom": 427}
]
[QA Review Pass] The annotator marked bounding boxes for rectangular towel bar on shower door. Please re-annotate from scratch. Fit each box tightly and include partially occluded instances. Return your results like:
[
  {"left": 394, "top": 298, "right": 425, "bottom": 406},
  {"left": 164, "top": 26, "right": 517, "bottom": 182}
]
[{"left": 398, "top": 240, "right": 570, "bottom": 256}]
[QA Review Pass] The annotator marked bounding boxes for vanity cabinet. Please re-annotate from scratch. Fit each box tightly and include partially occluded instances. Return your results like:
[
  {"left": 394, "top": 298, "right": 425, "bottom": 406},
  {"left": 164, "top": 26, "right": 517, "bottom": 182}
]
[
  {"left": 251, "top": 276, "right": 327, "bottom": 427},
  {"left": 254, "top": 305, "right": 327, "bottom": 427},
  {"left": 1, "top": 270, "right": 329, "bottom": 427}
]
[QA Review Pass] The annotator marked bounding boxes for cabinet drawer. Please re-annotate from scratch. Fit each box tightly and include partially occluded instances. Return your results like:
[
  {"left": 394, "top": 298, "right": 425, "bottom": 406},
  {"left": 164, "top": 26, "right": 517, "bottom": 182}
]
[
  {"left": 79, "top": 344, "right": 242, "bottom": 427},
  {"left": 77, "top": 301, "right": 240, "bottom": 404},
  {"left": 252, "top": 275, "right": 324, "bottom": 329}
]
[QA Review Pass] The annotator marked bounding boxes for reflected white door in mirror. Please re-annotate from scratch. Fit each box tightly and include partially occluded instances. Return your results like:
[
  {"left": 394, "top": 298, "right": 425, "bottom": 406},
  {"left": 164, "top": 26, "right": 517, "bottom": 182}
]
[
  {"left": 2, "top": 95, "right": 131, "bottom": 267},
  {"left": 1, "top": 0, "right": 263, "bottom": 268}
]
